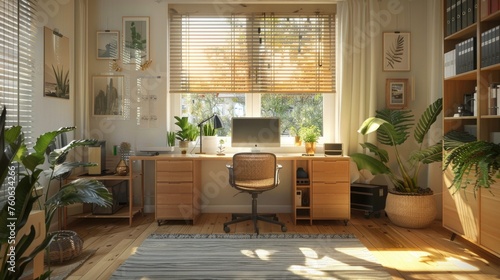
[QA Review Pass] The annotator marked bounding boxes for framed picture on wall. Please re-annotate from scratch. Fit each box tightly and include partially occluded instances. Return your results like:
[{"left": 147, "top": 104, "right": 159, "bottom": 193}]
[
  {"left": 122, "top": 16, "right": 149, "bottom": 65},
  {"left": 92, "top": 75, "right": 124, "bottom": 117},
  {"left": 385, "top": 78, "right": 408, "bottom": 109},
  {"left": 44, "top": 27, "right": 70, "bottom": 99},
  {"left": 383, "top": 32, "right": 411, "bottom": 71},
  {"left": 97, "top": 31, "right": 119, "bottom": 60}
]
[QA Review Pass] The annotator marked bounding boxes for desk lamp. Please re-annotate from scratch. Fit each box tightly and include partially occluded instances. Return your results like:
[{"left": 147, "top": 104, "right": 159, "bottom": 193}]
[{"left": 197, "top": 113, "right": 222, "bottom": 154}]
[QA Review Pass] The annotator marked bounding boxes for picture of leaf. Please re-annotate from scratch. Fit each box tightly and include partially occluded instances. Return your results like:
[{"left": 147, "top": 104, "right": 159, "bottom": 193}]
[{"left": 385, "top": 35, "right": 405, "bottom": 69}]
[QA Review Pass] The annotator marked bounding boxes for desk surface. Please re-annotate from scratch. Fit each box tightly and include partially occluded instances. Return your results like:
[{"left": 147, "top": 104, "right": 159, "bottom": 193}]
[{"left": 130, "top": 153, "right": 349, "bottom": 161}]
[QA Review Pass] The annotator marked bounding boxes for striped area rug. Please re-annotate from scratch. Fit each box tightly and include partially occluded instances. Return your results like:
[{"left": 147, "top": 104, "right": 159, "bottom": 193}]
[{"left": 111, "top": 234, "right": 392, "bottom": 279}]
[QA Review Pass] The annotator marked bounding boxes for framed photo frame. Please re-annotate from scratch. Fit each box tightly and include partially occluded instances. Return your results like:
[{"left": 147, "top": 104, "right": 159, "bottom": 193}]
[
  {"left": 97, "top": 31, "right": 119, "bottom": 60},
  {"left": 122, "top": 16, "right": 149, "bottom": 65},
  {"left": 44, "top": 27, "right": 70, "bottom": 99},
  {"left": 383, "top": 32, "right": 411, "bottom": 71},
  {"left": 92, "top": 75, "right": 124, "bottom": 117},
  {"left": 386, "top": 78, "right": 409, "bottom": 109}
]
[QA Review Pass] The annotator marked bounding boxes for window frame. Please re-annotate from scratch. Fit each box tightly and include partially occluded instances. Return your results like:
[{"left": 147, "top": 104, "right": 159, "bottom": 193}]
[{"left": 167, "top": 5, "right": 339, "bottom": 147}]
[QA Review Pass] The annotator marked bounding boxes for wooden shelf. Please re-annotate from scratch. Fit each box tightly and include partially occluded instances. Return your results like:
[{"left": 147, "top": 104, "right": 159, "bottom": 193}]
[
  {"left": 70, "top": 206, "right": 142, "bottom": 219},
  {"left": 442, "top": 0, "right": 500, "bottom": 258}
]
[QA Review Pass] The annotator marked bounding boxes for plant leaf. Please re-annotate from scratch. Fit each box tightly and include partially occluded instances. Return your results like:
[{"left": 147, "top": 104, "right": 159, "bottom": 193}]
[
  {"left": 359, "top": 142, "right": 389, "bottom": 163},
  {"left": 414, "top": 98, "right": 442, "bottom": 144},
  {"left": 45, "top": 178, "right": 113, "bottom": 208},
  {"left": 375, "top": 109, "right": 413, "bottom": 146},
  {"left": 410, "top": 142, "right": 442, "bottom": 164},
  {"left": 350, "top": 153, "right": 391, "bottom": 175}
]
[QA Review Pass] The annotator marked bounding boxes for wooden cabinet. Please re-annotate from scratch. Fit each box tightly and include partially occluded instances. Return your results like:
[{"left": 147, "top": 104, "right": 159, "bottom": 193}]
[
  {"left": 155, "top": 160, "right": 201, "bottom": 225},
  {"left": 292, "top": 157, "right": 350, "bottom": 225},
  {"left": 442, "top": 1, "right": 500, "bottom": 257}
]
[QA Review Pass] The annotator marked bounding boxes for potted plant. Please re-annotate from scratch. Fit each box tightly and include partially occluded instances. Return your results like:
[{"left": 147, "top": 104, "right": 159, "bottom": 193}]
[
  {"left": 298, "top": 125, "right": 321, "bottom": 155},
  {"left": 443, "top": 130, "right": 500, "bottom": 193},
  {"left": 174, "top": 116, "right": 199, "bottom": 154},
  {"left": 202, "top": 122, "right": 218, "bottom": 154},
  {"left": 166, "top": 131, "right": 176, "bottom": 152},
  {"left": 0, "top": 107, "right": 112, "bottom": 279},
  {"left": 350, "top": 98, "right": 443, "bottom": 228}
]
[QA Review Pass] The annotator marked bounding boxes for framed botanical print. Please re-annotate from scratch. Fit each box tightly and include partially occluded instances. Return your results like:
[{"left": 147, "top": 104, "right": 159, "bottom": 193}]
[
  {"left": 122, "top": 16, "right": 149, "bottom": 65},
  {"left": 92, "top": 75, "right": 124, "bottom": 117},
  {"left": 386, "top": 78, "right": 409, "bottom": 109},
  {"left": 383, "top": 32, "right": 411, "bottom": 71},
  {"left": 97, "top": 31, "right": 119, "bottom": 60}
]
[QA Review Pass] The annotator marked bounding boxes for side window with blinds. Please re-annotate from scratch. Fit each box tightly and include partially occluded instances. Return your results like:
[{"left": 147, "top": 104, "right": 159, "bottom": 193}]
[
  {"left": 169, "top": 5, "right": 336, "bottom": 138},
  {"left": 0, "top": 0, "right": 36, "bottom": 208}
]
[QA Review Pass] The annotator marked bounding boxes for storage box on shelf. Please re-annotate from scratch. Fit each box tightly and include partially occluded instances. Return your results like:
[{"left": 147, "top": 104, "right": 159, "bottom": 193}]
[{"left": 442, "top": 0, "right": 500, "bottom": 258}]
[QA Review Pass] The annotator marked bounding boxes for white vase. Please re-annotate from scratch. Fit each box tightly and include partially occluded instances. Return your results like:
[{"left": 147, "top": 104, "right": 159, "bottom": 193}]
[{"left": 202, "top": 136, "right": 218, "bottom": 154}]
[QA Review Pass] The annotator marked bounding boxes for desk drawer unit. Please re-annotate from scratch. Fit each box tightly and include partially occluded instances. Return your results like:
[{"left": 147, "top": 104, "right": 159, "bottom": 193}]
[
  {"left": 155, "top": 160, "right": 200, "bottom": 225},
  {"left": 311, "top": 160, "right": 350, "bottom": 223}
]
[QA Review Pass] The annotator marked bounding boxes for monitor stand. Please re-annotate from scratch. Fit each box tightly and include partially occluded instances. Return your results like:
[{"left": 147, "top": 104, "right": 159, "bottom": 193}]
[{"left": 251, "top": 146, "right": 260, "bottom": 153}]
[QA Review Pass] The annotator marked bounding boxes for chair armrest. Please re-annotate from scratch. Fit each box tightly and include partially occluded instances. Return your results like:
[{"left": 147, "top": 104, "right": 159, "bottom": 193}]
[
  {"left": 226, "top": 164, "right": 234, "bottom": 185},
  {"left": 275, "top": 164, "right": 282, "bottom": 184}
]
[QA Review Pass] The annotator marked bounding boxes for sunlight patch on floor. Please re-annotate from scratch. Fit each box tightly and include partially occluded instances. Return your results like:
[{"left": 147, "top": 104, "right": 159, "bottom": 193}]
[{"left": 371, "top": 250, "right": 480, "bottom": 272}]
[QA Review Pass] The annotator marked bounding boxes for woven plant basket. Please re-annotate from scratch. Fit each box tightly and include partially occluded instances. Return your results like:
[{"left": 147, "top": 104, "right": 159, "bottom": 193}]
[
  {"left": 46, "top": 230, "right": 83, "bottom": 264},
  {"left": 385, "top": 192, "right": 437, "bottom": 229}
]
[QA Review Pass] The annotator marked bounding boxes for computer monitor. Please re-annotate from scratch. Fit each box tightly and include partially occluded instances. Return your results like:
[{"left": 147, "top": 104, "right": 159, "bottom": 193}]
[{"left": 231, "top": 117, "right": 280, "bottom": 150}]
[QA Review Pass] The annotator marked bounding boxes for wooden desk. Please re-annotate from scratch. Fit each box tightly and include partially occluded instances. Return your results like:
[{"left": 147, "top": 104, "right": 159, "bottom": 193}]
[{"left": 130, "top": 154, "right": 350, "bottom": 226}]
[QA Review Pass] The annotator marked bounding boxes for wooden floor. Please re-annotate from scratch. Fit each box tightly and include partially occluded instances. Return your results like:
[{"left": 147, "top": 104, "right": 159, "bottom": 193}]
[{"left": 62, "top": 211, "right": 500, "bottom": 280}]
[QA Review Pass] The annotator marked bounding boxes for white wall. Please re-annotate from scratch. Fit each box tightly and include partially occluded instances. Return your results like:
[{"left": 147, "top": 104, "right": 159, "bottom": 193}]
[{"left": 33, "top": 0, "right": 76, "bottom": 140}]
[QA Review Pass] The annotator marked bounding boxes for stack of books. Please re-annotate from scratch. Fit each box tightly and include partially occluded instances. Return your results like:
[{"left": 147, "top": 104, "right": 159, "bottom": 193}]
[
  {"left": 456, "top": 37, "right": 477, "bottom": 74},
  {"left": 444, "top": 37, "right": 477, "bottom": 78},
  {"left": 481, "top": 0, "right": 500, "bottom": 18},
  {"left": 446, "top": 0, "right": 477, "bottom": 36},
  {"left": 481, "top": 25, "right": 500, "bottom": 67},
  {"left": 444, "top": 49, "right": 456, "bottom": 78}
]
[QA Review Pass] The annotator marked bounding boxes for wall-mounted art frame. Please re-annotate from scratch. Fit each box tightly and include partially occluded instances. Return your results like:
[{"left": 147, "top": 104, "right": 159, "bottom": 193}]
[
  {"left": 386, "top": 78, "right": 408, "bottom": 109},
  {"left": 122, "top": 16, "right": 149, "bottom": 65},
  {"left": 92, "top": 75, "right": 124, "bottom": 117},
  {"left": 97, "top": 30, "right": 119, "bottom": 60},
  {"left": 44, "top": 27, "right": 70, "bottom": 99},
  {"left": 383, "top": 32, "right": 411, "bottom": 72}
]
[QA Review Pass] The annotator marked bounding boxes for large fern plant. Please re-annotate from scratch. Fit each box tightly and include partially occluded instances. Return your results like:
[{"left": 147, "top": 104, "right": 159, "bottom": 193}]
[
  {"left": 350, "top": 98, "right": 443, "bottom": 194},
  {"left": 443, "top": 130, "right": 500, "bottom": 194}
]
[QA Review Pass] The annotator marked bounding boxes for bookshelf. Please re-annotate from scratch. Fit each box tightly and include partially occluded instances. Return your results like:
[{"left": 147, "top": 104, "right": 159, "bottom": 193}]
[{"left": 442, "top": 0, "right": 500, "bottom": 258}]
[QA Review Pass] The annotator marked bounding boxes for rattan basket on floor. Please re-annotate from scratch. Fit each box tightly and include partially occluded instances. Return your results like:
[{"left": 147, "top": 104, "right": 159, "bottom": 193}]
[
  {"left": 385, "top": 192, "right": 437, "bottom": 228},
  {"left": 46, "top": 230, "right": 83, "bottom": 264}
]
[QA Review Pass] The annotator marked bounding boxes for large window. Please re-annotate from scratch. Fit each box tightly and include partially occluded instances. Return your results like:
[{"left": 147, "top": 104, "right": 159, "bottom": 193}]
[
  {"left": 0, "top": 0, "right": 36, "bottom": 207},
  {"left": 169, "top": 4, "right": 336, "bottom": 141}
]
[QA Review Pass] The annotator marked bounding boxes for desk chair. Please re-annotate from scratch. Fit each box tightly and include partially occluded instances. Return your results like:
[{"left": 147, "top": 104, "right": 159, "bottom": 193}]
[{"left": 223, "top": 153, "right": 287, "bottom": 234}]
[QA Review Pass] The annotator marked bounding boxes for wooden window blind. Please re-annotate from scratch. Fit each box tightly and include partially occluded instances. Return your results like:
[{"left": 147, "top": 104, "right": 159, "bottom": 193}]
[
  {"left": 0, "top": 0, "right": 36, "bottom": 207},
  {"left": 169, "top": 7, "right": 335, "bottom": 94}
]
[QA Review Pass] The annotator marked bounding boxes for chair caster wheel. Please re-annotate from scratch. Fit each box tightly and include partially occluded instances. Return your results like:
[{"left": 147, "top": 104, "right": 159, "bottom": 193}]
[
  {"left": 224, "top": 226, "right": 230, "bottom": 233},
  {"left": 281, "top": 226, "right": 287, "bottom": 232}
]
